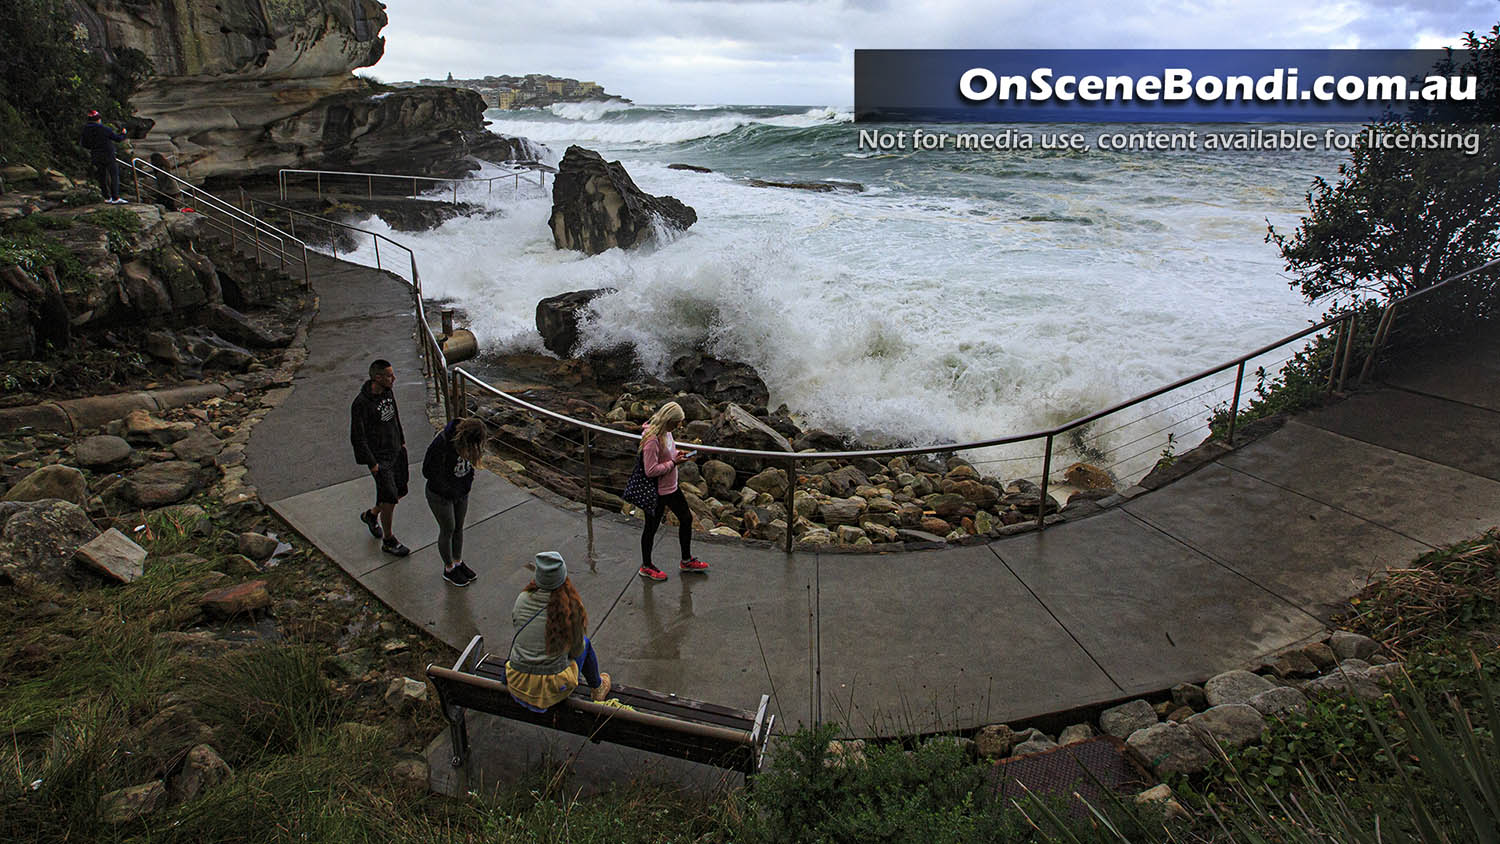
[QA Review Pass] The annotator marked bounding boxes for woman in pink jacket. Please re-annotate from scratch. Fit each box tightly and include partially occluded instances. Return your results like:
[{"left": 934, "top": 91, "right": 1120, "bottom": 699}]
[{"left": 638, "top": 401, "right": 710, "bottom": 581}]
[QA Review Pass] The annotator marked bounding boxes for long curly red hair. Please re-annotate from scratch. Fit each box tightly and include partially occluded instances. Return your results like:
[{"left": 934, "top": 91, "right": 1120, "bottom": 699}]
[{"left": 525, "top": 577, "right": 588, "bottom": 656}]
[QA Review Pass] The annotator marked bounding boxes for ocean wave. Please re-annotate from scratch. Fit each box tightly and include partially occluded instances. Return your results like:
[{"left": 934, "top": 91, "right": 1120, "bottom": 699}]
[
  {"left": 547, "top": 100, "right": 635, "bottom": 121},
  {"left": 484, "top": 105, "right": 852, "bottom": 147}
]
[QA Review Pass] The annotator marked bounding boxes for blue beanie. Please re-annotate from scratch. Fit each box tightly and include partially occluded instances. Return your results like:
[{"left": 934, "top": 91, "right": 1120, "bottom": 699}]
[{"left": 534, "top": 551, "right": 567, "bottom": 590}]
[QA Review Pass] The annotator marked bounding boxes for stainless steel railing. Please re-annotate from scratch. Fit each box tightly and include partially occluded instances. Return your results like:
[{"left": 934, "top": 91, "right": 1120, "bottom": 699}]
[
  {"left": 277, "top": 165, "right": 552, "bottom": 205},
  {"left": 200, "top": 173, "right": 1498, "bottom": 555},
  {"left": 122, "top": 157, "right": 311, "bottom": 288}
]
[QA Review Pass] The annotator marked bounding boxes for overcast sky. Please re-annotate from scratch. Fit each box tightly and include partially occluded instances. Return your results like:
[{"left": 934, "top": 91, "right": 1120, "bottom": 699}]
[{"left": 374, "top": 0, "right": 1498, "bottom": 105}]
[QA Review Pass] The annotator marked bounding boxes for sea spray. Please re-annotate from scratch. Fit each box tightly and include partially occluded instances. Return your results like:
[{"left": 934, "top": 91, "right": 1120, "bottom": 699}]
[{"left": 332, "top": 106, "right": 1345, "bottom": 476}]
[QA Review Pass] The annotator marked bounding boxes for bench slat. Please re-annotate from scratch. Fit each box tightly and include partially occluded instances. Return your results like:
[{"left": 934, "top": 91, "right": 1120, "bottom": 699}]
[
  {"left": 473, "top": 654, "right": 761, "bottom": 729},
  {"left": 428, "top": 665, "right": 757, "bottom": 772}
]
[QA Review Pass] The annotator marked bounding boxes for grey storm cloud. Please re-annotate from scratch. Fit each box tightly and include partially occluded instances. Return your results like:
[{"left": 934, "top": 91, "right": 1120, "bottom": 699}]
[{"left": 371, "top": 0, "right": 1497, "bottom": 104}]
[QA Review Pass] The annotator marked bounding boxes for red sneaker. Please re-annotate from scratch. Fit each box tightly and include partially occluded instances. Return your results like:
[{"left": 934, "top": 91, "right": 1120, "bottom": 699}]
[
  {"left": 680, "top": 557, "right": 710, "bottom": 572},
  {"left": 638, "top": 565, "right": 667, "bottom": 582}
]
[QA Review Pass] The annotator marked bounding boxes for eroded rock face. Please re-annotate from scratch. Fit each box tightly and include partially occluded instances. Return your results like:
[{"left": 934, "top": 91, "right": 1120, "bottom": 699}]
[
  {"left": 549, "top": 146, "right": 697, "bottom": 254},
  {"left": 72, "top": 1, "right": 527, "bottom": 179}
]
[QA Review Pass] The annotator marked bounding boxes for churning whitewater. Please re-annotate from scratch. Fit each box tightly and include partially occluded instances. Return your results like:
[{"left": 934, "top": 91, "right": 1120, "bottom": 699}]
[{"left": 333, "top": 102, "right": 1344, "bottom": 464}]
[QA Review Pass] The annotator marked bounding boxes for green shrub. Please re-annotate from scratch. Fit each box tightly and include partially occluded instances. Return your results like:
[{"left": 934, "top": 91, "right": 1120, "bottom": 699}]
[{"left": 0, "top": 0, "right": 150, "bottom": 172}]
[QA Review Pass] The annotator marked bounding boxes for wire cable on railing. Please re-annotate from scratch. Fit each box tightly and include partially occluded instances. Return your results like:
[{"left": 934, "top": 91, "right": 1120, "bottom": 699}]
[
  {"left": 1102, "top": 418, "right": 1215, "bottom": 476},
  {"left": 1094, "top": 409, "right": 1218, "bottom": 464},
  {"left": 965, "top": 452, "right": 1047, "bottom": 467},
  {"left": 1074, "top": 376, "right": 1235, "bottom": 445}
]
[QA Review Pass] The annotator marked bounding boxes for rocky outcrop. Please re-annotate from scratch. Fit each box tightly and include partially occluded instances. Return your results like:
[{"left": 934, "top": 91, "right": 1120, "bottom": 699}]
[
  {"left": 549, "top": 146, "right": 697, "bottom": 254},
  {"left": 70, "top": 0, "right": 527, "bottom": 179},
  {"left": 535, "top": 289, "right": 616, "bottom": 356}
]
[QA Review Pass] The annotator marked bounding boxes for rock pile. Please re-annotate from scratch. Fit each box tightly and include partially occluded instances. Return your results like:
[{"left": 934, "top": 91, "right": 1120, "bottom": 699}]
[
  {"left": 479, "top": 359, "right": 1114, "bottom": 548},
  {"left": 957, "top": 629, "right": 1397, "bottom": 784},
  {"left": 0, "top": 191, "right": 300, "bottom": 369}
]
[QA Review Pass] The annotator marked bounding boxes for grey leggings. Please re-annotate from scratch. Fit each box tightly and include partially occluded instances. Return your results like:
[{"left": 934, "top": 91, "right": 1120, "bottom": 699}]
[{"left": 424, "top": 488, "right": 469, "bottom": 568}]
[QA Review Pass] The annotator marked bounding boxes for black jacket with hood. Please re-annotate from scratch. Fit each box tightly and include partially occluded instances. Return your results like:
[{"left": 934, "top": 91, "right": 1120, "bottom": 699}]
[{"left": 350, "top": 380, "right": 405, "bottom": 467}]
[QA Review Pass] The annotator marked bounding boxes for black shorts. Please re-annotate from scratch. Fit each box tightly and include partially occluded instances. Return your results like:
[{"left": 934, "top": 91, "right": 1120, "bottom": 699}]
[{"left": 372, "top": 458, "right": 409, "bottom": 504}]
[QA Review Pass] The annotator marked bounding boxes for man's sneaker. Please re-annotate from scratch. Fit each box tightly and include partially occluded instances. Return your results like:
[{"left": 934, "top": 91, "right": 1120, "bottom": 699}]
[
  {"left": 443, "top": 566, "right": 470, "bottom": 587},
  {"left": 680, "top": 557, "right": 710, "bottom": 572},
  {"left": 359, "top": 509, "right": 383, "bottom": 539},
  {"left": 455, "top": 562, "right": 477, "bottom": 584},
  {"left": 381, "top": 539, "right": 410, "bottom": 557},
  {"left": 638, "top": 565, "right": 667, "bottom": 582}
]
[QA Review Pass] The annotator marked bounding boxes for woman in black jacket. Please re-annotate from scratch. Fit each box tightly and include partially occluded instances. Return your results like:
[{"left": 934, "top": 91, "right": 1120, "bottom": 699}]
[{"left": 423, "top": 417, "right": 486, "bottom": 586}]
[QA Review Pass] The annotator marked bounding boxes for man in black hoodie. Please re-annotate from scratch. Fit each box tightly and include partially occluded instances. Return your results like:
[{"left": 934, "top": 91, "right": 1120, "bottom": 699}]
[
  {"left": 350, "top": 359, "right": 410, "bottom": 555},
  {"left": 80, "top": 110, "right": 128, "bottom": 204}
]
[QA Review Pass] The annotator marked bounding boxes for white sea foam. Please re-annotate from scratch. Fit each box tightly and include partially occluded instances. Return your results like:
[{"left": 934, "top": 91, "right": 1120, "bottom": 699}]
[
  {"left": 332, "top": 111, "right": 1340, "bottom": 478},
  {"left": 485, "top": 105, "right": 851, "bottom": 147},
  {"left": 547, "top": 100, "right": 635, "bottom": 121}
]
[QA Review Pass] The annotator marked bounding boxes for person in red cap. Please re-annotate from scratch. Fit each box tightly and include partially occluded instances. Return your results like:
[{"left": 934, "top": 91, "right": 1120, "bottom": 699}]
[{"left": 79, "top": 110, "right": 128, "bottom": 204}]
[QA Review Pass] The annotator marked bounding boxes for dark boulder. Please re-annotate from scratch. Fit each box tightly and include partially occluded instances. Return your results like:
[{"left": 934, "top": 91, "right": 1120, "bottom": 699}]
[
  {"left": 535, "top": 288, "right": 616, "bottom": 356},
  {"left": 667, "top": 352, "right": 769, "bottom": 410},
  {"left": 549, "top": 146, "right": 696, "bottom": 254}
]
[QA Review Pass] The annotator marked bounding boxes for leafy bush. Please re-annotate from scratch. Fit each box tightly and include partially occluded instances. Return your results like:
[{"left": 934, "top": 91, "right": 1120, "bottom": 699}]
[
  {"left": 0, "top": 0, "right": 150, "bottom": 171},
  {"left": 746, "top": 725, "right": 1063, "bottom": 843}
]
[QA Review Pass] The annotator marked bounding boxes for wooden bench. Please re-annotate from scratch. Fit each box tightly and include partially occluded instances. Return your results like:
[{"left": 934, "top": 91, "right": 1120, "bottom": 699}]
[{"left": 427, "top": 635, "right": 775, "bottom": 777}]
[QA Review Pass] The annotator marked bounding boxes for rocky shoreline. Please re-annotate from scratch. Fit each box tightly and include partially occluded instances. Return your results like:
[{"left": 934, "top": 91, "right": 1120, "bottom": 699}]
[{"left": 453, "top": 292, "right": 1155, "bottom": 551}]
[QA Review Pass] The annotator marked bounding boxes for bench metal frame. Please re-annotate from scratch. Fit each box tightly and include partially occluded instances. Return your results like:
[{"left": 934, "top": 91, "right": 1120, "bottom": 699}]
[{"left": 427, "top": 635, "right": 774, "bottom": 778}]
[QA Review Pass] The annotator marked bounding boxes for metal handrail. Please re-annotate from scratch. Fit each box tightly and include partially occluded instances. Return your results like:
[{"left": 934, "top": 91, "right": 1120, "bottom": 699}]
[
  {"left": 221, "top": 180, "right": 1497, "bottom": 552},
  {"left": 277, "top": 165, "right": 550, "bottom": 204},
  {"left": 237, "top": 193, "right": 418, "bottom": 278},
  {"left": 237, "top": 193, "right": 456, "bottom": 415},
  {"left": 122, "top": 157, "right": 311, "bottom": 288}
]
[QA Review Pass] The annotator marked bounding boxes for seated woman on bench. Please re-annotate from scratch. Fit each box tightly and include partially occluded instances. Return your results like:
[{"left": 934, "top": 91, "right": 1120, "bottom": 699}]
[{"left": 505, "top": 551, "right": 612, "bottom": 711}]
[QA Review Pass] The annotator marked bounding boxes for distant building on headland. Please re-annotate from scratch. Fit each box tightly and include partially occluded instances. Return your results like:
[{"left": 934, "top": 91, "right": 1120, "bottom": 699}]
[{"left": 390, "top": 73, "right": 628, "bottom": 110}]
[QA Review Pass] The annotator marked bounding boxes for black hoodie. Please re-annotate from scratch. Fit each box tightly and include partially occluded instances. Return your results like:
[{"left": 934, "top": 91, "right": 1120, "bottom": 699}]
[
  {"left": 422, "top": 420, "right": 476, "bottom": 500},
  {"left": 350, "top": 380, "right": 404, "bottom": 466}
]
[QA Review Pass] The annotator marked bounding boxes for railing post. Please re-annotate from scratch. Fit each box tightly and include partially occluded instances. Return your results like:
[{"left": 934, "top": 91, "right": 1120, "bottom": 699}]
[
  {"left": 1358, "top": 304, "right": 1396, "bottom": 385},
  {"left": 132, "top": 165, "right": 141, "bottom": 203},
  {"left": 368, "top": 174, "right": 373, "bottom": 199},
  {"left": 316, "top": 173, "right": 322, "bottom": 202},
  {"left": 250, "top": 203, "right": 261, "bottom": 266},
  {"left": 1337, "top": 313, "right": 1356, "bottom": 393},
  {"left": 412, "top": 177, "right": 417, "bottom": 198},
  {"left": 1326, "top": 318, "right": 1347, "bottom": 393},
  {"left": 301, "top": 245, "right": 310, "bottom": 289},
  {"left": 373, "top": 235, "right": 381, "bottom": 270},
  {"left": 1227, "top": 360, "right": 1245, "bottom": 446},
  {"left": 584, "top": 429, "right": 595, "bottom": 560},
  {"left": 1036, "top": 434, "right": 1054, "bottom": 530},
  {"left": 784, "top": 456, "right": 796, "bottom": 553},
  {"left": 452, "top": 183, "right": 458, "bottom": 205}
]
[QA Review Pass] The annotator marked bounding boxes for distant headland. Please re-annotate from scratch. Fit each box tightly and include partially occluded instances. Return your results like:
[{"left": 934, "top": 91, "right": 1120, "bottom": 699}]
[{"left": 388, "top": 73, "right": 631, "bottom": 110}]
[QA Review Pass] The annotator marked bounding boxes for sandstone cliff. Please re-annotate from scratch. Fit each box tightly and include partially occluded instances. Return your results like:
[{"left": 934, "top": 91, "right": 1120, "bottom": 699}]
[{"left": 69, "top": 0, "right": 525, "bottom": 180}]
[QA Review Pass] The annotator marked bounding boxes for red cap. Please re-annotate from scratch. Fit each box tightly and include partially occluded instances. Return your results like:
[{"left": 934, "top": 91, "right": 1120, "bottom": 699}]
[{"left": 87, "top": 110, "right": 100, "bottom": 118}]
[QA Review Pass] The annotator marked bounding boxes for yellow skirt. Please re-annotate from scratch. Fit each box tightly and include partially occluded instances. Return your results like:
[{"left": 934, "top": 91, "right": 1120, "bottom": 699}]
[{"left": 505, "top": 660, "right": 580, "bottom": 711}]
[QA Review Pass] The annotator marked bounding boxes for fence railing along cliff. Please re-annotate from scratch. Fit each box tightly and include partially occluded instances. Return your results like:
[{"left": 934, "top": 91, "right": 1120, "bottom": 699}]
[{"left": 129, "top": 165, "right": 1499, "bottom": 555}]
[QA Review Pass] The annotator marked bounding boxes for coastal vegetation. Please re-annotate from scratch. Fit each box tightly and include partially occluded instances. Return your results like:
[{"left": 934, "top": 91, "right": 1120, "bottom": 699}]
[
  {"left": 1215, "top": 26, "right": 1499, "bottom": 437},
  {"left": 2, "top": 450, "right": 1493, "bottom": 843},
  {"left": 0, "top": 0, "right": 149, "bottom": 171}
]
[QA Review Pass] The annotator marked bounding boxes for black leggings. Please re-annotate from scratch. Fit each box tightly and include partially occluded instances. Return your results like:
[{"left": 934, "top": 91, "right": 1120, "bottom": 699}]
[{"left": 641, "top": 489, "right": 692, "bottom": 569}]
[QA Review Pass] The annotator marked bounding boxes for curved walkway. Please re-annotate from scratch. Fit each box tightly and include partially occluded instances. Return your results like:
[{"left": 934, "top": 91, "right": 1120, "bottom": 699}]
[{"left": 248, "top": 253, "right": 1500, "bottom": 746}]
